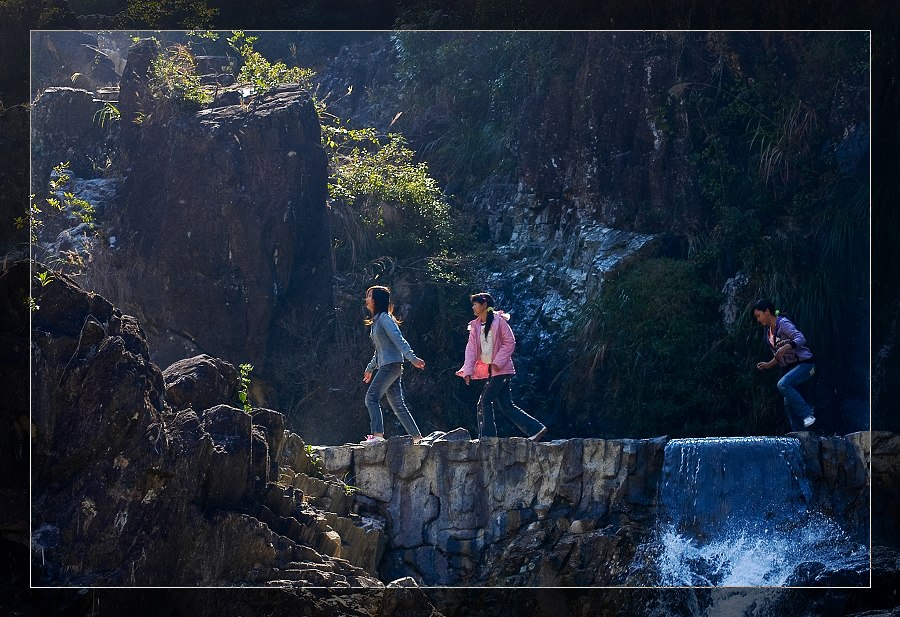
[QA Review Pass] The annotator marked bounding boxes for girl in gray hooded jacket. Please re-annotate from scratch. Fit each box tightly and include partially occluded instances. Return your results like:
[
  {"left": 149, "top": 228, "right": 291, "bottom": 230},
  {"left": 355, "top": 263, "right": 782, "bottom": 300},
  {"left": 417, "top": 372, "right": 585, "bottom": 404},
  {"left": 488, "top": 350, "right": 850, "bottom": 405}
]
[{"left": 361, "top": 285, "right": 425, "bottom": 444}]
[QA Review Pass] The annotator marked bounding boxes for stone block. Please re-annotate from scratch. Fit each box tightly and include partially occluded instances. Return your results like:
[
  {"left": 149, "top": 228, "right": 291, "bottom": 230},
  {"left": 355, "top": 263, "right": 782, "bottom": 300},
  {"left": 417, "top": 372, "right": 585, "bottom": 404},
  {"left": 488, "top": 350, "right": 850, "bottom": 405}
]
[
  {"left": 354, "top": 463, "right": 394, "bottom": 503},
  {"left": 317, "top": 445, "right": 352, "bottom": 476}
]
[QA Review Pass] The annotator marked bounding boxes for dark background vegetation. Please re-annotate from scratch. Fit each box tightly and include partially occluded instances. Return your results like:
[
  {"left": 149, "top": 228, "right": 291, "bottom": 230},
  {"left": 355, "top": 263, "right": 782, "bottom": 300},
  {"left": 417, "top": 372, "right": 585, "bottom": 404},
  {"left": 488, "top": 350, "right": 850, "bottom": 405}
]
[
  {"left": 2, "top": 0, "right": 899, "bottom": 613},
  {"left": 70, "top": 29, "right": 872, "bottom": 441}
]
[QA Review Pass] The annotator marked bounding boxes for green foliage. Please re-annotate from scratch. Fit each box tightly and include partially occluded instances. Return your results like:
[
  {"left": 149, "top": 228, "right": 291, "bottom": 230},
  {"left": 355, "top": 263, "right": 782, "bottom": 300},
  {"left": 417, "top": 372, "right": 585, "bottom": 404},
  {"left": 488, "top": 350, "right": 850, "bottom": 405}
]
[
  {"left": 125, "top": 0, "right": 218, "bottom": 28},
  {"left": 28, "top": 270, "right": 54, "bottom": 313},
  {"left": 93, "top": 102, "right": 120, "bottom": 128},
  {"left": 304, "top": 444, "right": 324, "bottom": 480},
  {"left": 35, "top": 270, "right": 53, "bottom": 287},
  {"left": 151, "top": 43, "right": 212, "bottom": 106},
  {"left": 238, "top": 363, "right": 253, "bottom": 414},
  {"left": 326, "top": 128, "right": 450, "bottom": 262},
  {"left": 22, "top": 163, "right": 96, "bottom": 277},
  {"left": 227, "top": 30, "right": 315, "bottom": 96},
  {"left": 564, "top": 258, "right": 768, "bottom": 437}
]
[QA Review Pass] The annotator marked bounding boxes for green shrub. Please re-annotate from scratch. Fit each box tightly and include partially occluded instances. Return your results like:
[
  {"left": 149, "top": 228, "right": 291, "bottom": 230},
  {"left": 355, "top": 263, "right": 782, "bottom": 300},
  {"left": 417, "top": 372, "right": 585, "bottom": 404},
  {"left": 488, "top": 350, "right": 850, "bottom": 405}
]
[
  {"left": 227, "top": 31, "right": 315, "bottom": 96},
  {"left": 562, "top": 258, "right": 770, "bottom": 437},
  {"left": 151, "top": 43, "right": 212, "bottom": 107}
]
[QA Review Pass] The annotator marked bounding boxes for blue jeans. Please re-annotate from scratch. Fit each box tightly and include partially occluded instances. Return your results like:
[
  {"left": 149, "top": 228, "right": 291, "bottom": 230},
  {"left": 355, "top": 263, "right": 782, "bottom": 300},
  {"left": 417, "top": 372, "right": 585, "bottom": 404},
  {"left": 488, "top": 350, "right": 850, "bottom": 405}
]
[
  {"left": 777, "top": 363, "right": 815, "bottom": 431},
  {"left": 477, "top": 374, "right": 544, "bottom": 438},
  {"left": 365, "top": 362, "right": 421, "bottom": 437}
]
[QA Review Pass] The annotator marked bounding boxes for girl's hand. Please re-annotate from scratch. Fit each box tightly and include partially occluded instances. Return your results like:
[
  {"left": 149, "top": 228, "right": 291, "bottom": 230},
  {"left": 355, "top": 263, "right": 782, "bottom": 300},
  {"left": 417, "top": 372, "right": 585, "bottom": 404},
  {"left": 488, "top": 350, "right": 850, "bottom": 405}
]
[
  {"left": 412, "top": 359, "right": 425, "bottom": 370},
  {"left": 363, "top": 371, "right": 373, "bottom": 383},
  {"left": 464, "top": 375, "right": 471, "bottom": 385}
]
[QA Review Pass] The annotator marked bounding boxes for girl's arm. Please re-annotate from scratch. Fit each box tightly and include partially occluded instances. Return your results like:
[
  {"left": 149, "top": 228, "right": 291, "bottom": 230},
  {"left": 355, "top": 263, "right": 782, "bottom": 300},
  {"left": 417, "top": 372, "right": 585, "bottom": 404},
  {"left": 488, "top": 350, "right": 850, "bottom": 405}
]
[
  {"left": 778, "top": 318, "right": 807, "bottom": 348},
  {"left": 492, "top": 316, "right": 516, "bottom": 368},
  {"left": 462, "top": 324, "right": 479, "bottom": 375},
  {"left": 382, "top": 314, "right": 422, "bottom": 364}
]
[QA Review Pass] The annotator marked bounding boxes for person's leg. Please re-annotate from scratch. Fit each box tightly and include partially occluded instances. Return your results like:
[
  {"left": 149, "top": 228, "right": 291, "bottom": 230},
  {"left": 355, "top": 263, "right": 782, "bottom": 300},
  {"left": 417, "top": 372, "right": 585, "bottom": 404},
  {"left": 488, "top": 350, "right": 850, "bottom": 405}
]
[
  {"left": 364, "top": 364, "right": 402, "bottom": 435},
  {"left": 477, "top": 377, "right": 501, "bottom": 438},
  {"left": 777, "top": 363, "right": 815, "bottom": 429},
  {"left": 491, "top": 375, "right": 545, "bottom": 437},
  {"left": 382, "top": 365, "right": 422, "bottom": 439}
]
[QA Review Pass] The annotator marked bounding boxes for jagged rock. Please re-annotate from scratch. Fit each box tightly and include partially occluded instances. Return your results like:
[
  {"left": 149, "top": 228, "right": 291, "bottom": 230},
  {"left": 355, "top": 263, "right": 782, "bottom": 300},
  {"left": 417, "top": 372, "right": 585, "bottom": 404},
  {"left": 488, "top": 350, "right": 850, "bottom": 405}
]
[
  {"left": 163, "top": 354, "right": 240, "bottom": 413},
  {"left": 387, "top": 576, "right": 419, "bottom": 587},
  {"left": 116, "top": 37, "right": 159, "bottom": 165},
  {"left": 794, "top": 431, "right": 870, "bottom": 538},
  {"left": 28, "top": 263, "right": 382, "bottom": 587},
  {"left": 96, "top": 40, "right": 333, "bottom": 393},
  {"left": 31, "top": 31, "right": 120, "bottom": 99},
  {"left": 30, "top": 86, "right": 111, "bottom": 203}
]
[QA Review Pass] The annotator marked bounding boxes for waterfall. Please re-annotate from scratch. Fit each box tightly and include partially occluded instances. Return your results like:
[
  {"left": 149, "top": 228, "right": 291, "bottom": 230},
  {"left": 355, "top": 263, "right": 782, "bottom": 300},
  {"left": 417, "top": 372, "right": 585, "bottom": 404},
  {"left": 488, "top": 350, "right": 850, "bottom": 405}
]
[{"left": 649, "top": 437, "right": 868, "bottom": 587}]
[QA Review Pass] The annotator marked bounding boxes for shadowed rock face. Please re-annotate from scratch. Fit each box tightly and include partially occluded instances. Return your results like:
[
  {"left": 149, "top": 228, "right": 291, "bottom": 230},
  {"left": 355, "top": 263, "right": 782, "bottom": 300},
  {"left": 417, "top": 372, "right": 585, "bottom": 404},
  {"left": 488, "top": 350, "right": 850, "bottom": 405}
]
[
  {"left": 27, "top": 260, "right": 379, "bottom": 588},
  {"left": 163, "top": 354, "right": 240, "bottom": 413},
  {"left": 30, "top": 31, "right": 120, "bottom": 101},
  {"left": 96, "top": 38, "right": 333, "bottom": 392},
  {"left": 30, "top": 86, "right": 113, "bottom": 199}
]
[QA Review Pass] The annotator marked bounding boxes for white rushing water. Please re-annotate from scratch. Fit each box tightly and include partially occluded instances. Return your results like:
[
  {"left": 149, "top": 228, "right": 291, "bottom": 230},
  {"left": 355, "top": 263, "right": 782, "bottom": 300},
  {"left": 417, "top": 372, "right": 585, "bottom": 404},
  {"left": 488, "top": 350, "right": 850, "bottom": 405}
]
[
  {"left": 648, "top": 437, "right": 868, "bottom": 587},
  {"left": 655, "top": 514, "right": 867, "bottom": 586}
]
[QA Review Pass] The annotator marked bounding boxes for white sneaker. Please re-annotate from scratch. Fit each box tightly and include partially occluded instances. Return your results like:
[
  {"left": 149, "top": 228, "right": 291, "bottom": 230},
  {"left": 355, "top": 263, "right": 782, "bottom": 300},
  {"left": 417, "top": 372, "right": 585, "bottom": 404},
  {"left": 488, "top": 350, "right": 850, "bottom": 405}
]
[
  {"left": 803, "top": 415, "right": 816, "bottom": 428},
  {"left": 360, "top": 434, "right": 385, "bottom": 444}
]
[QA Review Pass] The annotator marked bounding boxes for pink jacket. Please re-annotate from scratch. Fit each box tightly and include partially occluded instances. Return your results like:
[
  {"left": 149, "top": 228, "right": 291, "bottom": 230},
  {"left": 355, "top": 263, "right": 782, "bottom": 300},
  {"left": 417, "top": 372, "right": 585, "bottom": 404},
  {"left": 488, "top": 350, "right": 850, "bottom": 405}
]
[{"left": 455, "top": 311, "right": 516, "bottom": 380}]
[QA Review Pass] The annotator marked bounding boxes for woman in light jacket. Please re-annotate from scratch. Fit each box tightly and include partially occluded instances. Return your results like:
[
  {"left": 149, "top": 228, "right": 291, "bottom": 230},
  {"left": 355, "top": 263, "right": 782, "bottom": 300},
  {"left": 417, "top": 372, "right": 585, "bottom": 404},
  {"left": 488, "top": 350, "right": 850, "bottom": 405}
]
[
  {"left": 456, "top": 292, "right": 547, "bottom": 441},
  {"left": 362, "top": 285, "right": 425, "bottom": 444}
]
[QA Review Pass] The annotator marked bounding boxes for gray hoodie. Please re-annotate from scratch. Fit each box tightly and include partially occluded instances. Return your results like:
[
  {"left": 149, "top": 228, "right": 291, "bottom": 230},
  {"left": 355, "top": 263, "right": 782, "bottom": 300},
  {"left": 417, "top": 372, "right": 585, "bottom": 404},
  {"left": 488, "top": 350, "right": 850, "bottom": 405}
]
[{"left": 365, "top": 312, "right": 422, "bottom": 373}]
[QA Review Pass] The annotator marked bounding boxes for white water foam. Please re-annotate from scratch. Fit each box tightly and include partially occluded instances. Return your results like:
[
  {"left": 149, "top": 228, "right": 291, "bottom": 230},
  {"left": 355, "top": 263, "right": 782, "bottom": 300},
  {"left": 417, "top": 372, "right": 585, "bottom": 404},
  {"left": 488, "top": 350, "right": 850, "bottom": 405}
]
[{"left": 649, "top": 437, "right": 869, "bottom": 587}]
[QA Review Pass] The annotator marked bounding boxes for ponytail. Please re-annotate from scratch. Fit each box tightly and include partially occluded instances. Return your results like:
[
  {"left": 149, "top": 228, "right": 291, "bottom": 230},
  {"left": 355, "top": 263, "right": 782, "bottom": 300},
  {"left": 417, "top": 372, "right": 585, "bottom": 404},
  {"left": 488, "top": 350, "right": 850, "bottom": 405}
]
[
  {"left": 483, "top": 307, "right": 494, "bottom": 340},
  {"left": 470, "top": 292, "right": 496, "bottom": 340}
]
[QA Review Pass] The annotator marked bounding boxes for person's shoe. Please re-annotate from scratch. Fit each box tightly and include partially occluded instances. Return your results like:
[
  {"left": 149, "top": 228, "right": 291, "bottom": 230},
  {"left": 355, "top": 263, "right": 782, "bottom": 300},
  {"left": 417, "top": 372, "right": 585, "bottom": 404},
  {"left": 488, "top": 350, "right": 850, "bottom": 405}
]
[
  {"left": 803, "top": 414, "right": 816, "bottom": 428},
  {"left": 529, "top": 426, "right": 548, "bottom": 442},
  {"left": 360, "top": 434, "right": 385, "bottom": 444}
]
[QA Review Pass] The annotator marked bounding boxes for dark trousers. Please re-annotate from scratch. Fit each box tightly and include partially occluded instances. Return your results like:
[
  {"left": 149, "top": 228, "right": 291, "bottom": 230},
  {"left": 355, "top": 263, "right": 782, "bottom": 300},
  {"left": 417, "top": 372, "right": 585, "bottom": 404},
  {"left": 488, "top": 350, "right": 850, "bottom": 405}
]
[{"left": 477, "top": 374, "right": 544, "bottom": 438}]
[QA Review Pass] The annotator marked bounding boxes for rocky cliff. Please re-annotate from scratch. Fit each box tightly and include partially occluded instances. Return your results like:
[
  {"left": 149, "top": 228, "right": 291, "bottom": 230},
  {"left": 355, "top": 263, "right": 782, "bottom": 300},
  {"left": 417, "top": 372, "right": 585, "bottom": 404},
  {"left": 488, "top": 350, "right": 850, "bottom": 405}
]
[
  {"left": 28, "top": 31, "right": 872, "bottom": 446},
  {"left": 83, "top": 39, "right": 333, "bottom": 401},
  {"left": 27, "top": 259, "right": 382, "bottom": 587},
  {"left": 20, "top": 259, "right": 881, "bottom": 590}
]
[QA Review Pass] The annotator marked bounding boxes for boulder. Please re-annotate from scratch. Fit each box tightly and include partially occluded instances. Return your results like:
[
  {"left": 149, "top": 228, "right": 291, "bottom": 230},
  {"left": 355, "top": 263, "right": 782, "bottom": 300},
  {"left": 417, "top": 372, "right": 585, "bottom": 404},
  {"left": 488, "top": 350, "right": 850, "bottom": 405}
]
[
  {"left": 31, "top": 31, "right": 119, "bottom": 99},
  {"left": 28, "top": 264, "right": 381, "bottom": 587},
  {"left": 94, "top": 39, "right": 333, "bottom": 405},
  {"left": 163, "top": 354, "right": 240, "bottom": 412}
]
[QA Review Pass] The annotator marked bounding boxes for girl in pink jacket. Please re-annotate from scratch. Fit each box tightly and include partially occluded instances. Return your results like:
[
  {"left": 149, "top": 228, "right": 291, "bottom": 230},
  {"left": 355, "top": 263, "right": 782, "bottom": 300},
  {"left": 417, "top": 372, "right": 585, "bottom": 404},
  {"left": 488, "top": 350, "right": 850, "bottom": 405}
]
[{"left": 456, "top": 292, "right": 547, "bottom": 441}]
